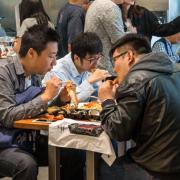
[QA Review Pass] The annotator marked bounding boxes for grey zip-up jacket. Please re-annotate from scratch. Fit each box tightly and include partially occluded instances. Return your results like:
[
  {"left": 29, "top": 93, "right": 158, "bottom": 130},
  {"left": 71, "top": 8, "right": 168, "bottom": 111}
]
[
  {"left": 0, "top": 56, "right": 47, "bottom": 128},
  {"left": 101, "top": 52, "right": 180, "bottom": 173}
]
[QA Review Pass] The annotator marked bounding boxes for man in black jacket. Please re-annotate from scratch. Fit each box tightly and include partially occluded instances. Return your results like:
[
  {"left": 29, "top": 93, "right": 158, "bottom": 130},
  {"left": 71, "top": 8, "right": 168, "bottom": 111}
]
[{"left": 98, "top": 33, "right": 180, "bottom": 180}]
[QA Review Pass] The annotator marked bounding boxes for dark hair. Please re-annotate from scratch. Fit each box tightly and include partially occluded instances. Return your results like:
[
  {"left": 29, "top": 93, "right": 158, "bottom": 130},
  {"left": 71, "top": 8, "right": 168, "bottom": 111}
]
[
  {"left": 19, "top": 25, "right": 59, "bottom": 57},
  {"left": 19, "top": 0, "right": 50, "bottom": 25},
  {"left": 128, "top": 5, "right": 146, "bottom": 27},
  {"left": 118, "top": 4, "right": 145, "bottom": 31},
  {"left": 110, "top": 33, "right": 152, "bottom": 56},
  {"left": 71, "top": 32, "right": 103, "bottom": 60}
]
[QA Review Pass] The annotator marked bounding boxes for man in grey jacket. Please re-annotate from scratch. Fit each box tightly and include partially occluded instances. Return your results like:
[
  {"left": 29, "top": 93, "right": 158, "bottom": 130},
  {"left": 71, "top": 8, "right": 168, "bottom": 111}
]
[
  {"left": 0, "top": 25, "right": 84, "bottom": 180},
  {"left": 84, "top": 0, "right": 124, "bottom": 75},
  {"left": 98, "top": 33, "right": 180, "bottom": 180},
  {"left": 0, "top": 25, "right": 61, "bottom": 180}
]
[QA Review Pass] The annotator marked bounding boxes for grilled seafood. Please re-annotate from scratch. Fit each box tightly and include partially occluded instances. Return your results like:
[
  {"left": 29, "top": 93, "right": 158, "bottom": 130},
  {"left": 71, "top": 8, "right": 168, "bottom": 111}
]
[{"left": 65, "top": 80, "right": 78, "bottom": 109}]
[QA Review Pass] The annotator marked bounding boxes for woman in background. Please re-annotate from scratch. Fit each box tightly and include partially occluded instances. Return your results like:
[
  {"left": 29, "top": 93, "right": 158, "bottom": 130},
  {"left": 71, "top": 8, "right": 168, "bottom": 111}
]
[
  {"left": 18, "top": 0, "right": 54, "bottom": 36},
  {"left": 118, "top": 0, "right": 180, "bottom": 41},
  {"left": 14, "top": 0, "right": 54, "bottom": 53}
]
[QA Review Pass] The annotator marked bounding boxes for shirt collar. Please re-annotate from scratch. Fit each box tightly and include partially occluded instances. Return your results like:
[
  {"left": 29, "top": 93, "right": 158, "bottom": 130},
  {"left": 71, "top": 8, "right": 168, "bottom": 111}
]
[
  {"left": 65, "top": 53, "right": 81, "bottom": 78},
  {"left": 13, "top": 55, "right": 25, "bottom": 75}
]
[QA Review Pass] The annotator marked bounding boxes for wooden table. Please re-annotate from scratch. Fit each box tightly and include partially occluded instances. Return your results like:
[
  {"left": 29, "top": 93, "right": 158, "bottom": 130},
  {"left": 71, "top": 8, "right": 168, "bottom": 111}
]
[
  {"left": 13, "top": 119, "right": 53, "bottom": 179},
  {"left": 13, "top": 119, "right": 98, "bottom": 180},
  {"left": 14, "top": 119, "right": 49, "bottom": 130}
]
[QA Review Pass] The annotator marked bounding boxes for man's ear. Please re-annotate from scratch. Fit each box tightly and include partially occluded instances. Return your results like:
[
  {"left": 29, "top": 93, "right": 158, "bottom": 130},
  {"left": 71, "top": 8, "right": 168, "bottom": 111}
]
[
  {"left": 127, "top": 50, "right": 135, "bottom": 67},
  {"left": 27, "top": 48, "right": 36, "bottom": 59},
  {"left": 73, "top": 54, "right": 81, "bottom": 62}
]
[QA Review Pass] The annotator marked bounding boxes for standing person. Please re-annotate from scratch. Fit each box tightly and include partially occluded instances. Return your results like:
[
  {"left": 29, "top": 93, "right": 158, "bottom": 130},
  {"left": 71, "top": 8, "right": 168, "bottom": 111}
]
[
  {"left": 118, "top": 0, "right": 180, "bottom": 41},
  {"left": 98, "top": 33, "right": 180, "bottom": 180},
  {"left": 14, "top": 0, "right": 54, "bottom": 53},
  {"left": 56, "top": 0, "right": 89, "bottom": 58},
  {"left": 84, "top": 0, "right": 125, "bottom": 75},
  {"left": 18, "top": 0, "right": 54, "bottom": 37},
  {"left": 152, "top": 32, "right": 180, "bottom": 63}
]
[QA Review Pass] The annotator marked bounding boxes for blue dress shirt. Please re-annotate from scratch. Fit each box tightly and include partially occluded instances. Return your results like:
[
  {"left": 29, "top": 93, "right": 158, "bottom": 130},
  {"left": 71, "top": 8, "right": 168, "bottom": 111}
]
[{"left": 43, "top": 53, "right": 98, "bottom": 102}]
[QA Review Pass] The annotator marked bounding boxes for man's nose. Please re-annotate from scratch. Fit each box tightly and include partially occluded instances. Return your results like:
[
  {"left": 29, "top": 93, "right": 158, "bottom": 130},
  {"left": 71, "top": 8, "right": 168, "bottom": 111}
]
[{"left": 53, "top": 57, "right": 57, "bottom": 66}]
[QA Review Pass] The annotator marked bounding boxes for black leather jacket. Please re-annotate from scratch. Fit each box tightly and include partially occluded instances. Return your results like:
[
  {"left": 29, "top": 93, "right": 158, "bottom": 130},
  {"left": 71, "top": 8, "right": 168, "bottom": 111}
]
[{"left": 101, "top": 52, "right": 180, "bottom": 173}]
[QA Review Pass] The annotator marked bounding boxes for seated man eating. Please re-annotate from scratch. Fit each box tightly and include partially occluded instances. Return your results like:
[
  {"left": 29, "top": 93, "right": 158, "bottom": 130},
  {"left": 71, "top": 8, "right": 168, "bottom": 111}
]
[
  {"left": 0, "top": 25, "right": 84, "bottom": 180},
  {"left": 43, "top": 32, "right": 110, "bottom": 102}
]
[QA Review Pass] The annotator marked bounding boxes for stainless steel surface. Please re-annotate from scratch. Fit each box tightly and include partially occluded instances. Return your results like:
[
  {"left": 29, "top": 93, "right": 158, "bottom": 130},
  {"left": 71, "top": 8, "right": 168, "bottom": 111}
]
[{"left": 0, "top": 0, "right": 67, "bottom": 35}]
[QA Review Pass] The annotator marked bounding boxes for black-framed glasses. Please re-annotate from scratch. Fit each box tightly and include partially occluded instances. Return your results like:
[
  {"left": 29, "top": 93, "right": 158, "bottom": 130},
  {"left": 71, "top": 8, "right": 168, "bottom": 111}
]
[
  {"left": 112, "top": 51, "right": 128, "bottom": 62},
  {"left": 85, "top": 54, "right": 103, "bottom": 64}
]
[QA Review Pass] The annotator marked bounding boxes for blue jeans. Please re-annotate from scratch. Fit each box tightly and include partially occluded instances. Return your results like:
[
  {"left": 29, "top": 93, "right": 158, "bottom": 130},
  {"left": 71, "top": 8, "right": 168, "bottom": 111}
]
[
  {"left": 98, "top": 155, "right": 180, "bottom": 180},
  {"left": 0, "top": 148, "right": 38, "bottom": 180}
]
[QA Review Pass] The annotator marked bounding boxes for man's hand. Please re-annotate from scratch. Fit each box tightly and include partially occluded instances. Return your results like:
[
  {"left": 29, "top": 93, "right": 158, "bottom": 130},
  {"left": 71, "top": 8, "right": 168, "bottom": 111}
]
[
  {"left": 98, "top": 80, "right": 118, "bottom": 102},
  {"left": 41, "top": 76, "right": 61, "bottom": 103},
  {"left": 88, "top": 69, "right": 110, "bottom": 84}
]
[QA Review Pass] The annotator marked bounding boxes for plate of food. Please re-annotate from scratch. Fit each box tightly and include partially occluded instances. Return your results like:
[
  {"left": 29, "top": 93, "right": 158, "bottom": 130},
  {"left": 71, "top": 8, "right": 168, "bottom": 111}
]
[
  {"left": 47, "top": 102, "right": 102, "bottom": 121},
  {"left": 38, "top": 113, "right": 64, "bottom": 121},
  {"left": 78, "top": 101, "right": 102, "bottom": 111},
  {"left": 47, "top": 79, "right": 102, "bottom": 121}
]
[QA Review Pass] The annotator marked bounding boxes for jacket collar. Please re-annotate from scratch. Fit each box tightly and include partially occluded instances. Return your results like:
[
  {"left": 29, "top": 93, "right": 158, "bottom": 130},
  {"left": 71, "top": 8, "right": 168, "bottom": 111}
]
[
  {"left": 130, "top": 52, "right": 174, "bottom": 74},
  {"left": 13, "top": 55, "right": 25, "bottom": 76}
]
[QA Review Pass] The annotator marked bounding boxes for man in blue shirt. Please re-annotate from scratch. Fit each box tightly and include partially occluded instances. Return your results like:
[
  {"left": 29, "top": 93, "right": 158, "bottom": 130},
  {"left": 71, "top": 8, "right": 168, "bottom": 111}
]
[{"left": 43, "top": 32, "right": 111, "bottom": 102}]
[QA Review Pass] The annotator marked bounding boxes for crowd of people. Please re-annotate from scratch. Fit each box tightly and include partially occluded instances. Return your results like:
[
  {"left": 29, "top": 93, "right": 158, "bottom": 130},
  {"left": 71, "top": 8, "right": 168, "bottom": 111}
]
[{"left": 0, "top": 0, "right": 180, "bottom": 180}]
